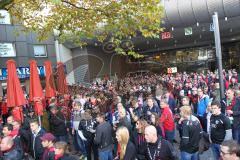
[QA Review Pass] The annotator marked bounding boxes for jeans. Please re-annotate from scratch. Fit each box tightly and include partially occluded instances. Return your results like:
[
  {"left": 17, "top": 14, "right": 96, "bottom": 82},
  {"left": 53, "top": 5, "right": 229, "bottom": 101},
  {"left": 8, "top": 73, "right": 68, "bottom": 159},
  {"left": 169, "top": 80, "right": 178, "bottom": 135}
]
[
  {"left": 73, "top": 130, "right": 87, "bottom": 155},
  {"left": 99, "top": 150, "right": 113, "bottom": 160},
  {"left": 165, "top": 130, "right": 175, "bottom": 143},
  {"left": 233, "top": 126, "right": 240, "bottom": 144},
  {"left": 210, "top": 143, "right": 220, "bottom": 160},
  {"left": 181, "top": 151, "right": 199, "bottom": 160},
  {"left": 84, "top": 139, "right": 98, "bottom": 160}
]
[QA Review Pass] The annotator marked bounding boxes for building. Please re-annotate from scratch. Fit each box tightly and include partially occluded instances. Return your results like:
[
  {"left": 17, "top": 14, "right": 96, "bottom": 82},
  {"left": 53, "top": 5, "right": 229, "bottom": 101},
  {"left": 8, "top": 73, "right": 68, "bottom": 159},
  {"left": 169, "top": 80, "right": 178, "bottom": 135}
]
[
  {"left": 59, "top": 0, "right": 240, "bottom": 85},
  {"left": 0, "top": 10, "right": 57, "bottom": 95}
]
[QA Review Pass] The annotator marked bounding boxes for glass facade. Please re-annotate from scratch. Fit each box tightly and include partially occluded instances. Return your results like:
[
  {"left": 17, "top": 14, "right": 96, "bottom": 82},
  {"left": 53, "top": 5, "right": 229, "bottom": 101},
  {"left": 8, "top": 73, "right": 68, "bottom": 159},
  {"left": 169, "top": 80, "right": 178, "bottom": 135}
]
[{"left": 144, "top": 41, "right": 240, "bottom": 73}]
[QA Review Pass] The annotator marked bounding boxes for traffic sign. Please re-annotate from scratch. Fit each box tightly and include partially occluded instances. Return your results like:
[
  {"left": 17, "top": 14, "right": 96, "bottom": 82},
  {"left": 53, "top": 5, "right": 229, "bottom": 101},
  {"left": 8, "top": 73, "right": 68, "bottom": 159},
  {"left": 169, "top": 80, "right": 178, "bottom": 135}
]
[{"left": 184, "top": 27, "right": 192, "bottom": 35}]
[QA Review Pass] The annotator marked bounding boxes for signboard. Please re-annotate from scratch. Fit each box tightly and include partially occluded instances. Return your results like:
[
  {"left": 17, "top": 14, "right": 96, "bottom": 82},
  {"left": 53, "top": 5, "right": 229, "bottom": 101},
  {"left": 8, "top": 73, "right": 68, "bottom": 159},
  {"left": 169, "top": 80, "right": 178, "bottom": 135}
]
[
  {"left": 167, "top": 67, "right": 177, "bottom": 74},
  {"left": 210, "top": 23, "right": 214, "bottom": 32},
  {"left": 0, "top": 10, "right": 11, "bottom": 24},
  {"left": 0, "top": 43, "right": 16, "bottom": 57},
  {"left": 0, "top": 66, "right": 45, "bottom": 81},
  {"left": 161, "top": 32, "right": 171, "bottom": 40},
  {"left": 184, "top": 27, "right": 192, "bottom": 35}
]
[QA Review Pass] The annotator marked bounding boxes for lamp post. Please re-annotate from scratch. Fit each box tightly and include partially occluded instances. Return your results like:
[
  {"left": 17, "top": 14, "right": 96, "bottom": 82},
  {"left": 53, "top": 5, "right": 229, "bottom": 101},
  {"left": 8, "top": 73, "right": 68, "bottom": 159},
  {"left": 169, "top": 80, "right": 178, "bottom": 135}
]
[{"left": 212, "top": 12, "right": 225, "bottom": 100}]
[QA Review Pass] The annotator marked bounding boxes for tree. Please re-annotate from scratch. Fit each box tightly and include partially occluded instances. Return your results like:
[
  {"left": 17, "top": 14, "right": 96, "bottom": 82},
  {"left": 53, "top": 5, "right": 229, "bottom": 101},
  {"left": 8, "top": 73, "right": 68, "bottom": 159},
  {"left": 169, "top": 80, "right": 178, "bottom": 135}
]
[{"left": 1, "top": 0, "right": 164, "bottom": 57}]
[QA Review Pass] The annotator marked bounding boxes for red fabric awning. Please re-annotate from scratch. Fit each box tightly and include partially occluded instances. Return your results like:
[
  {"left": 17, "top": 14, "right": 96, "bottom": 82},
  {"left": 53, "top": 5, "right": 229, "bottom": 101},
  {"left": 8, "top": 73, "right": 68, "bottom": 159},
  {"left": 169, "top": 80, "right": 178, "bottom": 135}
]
[
  {"left": 56, "top": 62, "right": 68, "bottom": 95},
  {"left": 44, "top": 61, "right": 56, "bottom": 99},
  {"left": 6, "top": 60, "right": 26, "bottom": 107},
  {"left": 29, "top": 60, "right": 44, "bottom": 115}
]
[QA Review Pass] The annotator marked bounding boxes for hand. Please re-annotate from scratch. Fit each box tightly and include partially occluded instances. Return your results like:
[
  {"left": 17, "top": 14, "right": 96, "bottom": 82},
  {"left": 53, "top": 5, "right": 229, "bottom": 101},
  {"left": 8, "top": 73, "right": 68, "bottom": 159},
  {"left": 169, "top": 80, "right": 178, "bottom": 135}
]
[
  {"left": 226, "top": 110, "right": 233, "bottom": 115},
  {"left": 178, "top": 117, "right": 184, "bottom": 124},
  {"left": 89, "top": 128, "right": 96, "bottom": 133}
]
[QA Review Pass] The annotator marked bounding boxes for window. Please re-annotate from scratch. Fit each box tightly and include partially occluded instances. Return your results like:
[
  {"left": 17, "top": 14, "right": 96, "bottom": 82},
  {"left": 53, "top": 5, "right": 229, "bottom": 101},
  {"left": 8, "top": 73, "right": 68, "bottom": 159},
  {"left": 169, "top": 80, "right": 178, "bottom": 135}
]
[
  {"left": 0, "top": 43, "right": 16, "bottom": 57},
  {"left": 0, "top": 10, "right": 11, "bottom": 24},
  {"left": 33, "top": 45, "right": 47, "bottom": 57}
]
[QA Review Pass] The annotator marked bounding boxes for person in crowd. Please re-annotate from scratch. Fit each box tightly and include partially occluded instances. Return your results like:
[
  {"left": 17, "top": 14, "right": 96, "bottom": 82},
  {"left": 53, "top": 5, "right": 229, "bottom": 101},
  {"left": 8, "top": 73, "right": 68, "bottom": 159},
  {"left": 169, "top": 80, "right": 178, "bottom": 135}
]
[
  {"left": 117, "top": 107, "right": 132, "bottom": 134},
  {"left": 191, "top": 87, "right": 199, "bottom": 114},
  {"left": 179, "top": 105, "right": 202, "bottom": 160},
  {"left": 0, "top": 136, "right": 22, "bottom": 160},
  {"left": 220, "top": 140, "right": 240, "bottom": 160},
  {"left": 29, "top": 118, "right": 46, "bottom": 160},
  {"left": 49, "top": 105, "right": 68, "bottom": 142},
  {"left": 41, "top": 133, "right": 56, "bottom": 160},
  {"left": 6, "top": 116, "right": 14, "bottom": 125},
  {"left": 115, "top": 126, "right": 136, "bottom": 160},
  {"left": 54, "top": 141, "right": 74, "bottom": 160},
  {"left": 150, "top": 113, "right": 165, "bottom": 138},
  {"left": 164, "top": 90, "right": 177, "bottom": 113},
  {"left": 226, "top": 88, "right": 240, "bottom": 144},
  {"left": 132, "top": 118, "right": 148, "bottom": 160},
  {"left": 143, "top": 97, "right": 160, "bottom": 120},
  {"left": 2, "top": 124, "right": 13, "bottom": 137},
  {"left": 159, "top": 97, "right": 175, "bottom": 143},
  {"left": 144, "top": 125, "right": 178, "bottom": 160},
  {"left": 197, "top": 87, "right": 210, "bottom": 132},
  {"left": 78, "top": 110, "right": 98, "bottom": 160},
  {"left": 112, "top": 103, "right": 131, "bottom": 126},
  {"left": 94, "top": 112, "right": 113, "bottom": 160},
  {"left": 129, "top": 99, "right": 143, "bottom": 123},
  {"left": 210, "top": 101, "right": 232, "bottom": 160},
  {"left": 71, "top": 101, "right": 86, "bottom": 156}
]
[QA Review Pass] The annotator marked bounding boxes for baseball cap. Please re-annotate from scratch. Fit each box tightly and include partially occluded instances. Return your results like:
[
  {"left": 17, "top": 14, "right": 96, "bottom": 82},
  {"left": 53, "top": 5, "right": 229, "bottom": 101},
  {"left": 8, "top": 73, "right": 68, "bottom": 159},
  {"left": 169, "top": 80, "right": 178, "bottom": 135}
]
[{"left": 40, "top": 133, "right": 55, "bottom": 142}]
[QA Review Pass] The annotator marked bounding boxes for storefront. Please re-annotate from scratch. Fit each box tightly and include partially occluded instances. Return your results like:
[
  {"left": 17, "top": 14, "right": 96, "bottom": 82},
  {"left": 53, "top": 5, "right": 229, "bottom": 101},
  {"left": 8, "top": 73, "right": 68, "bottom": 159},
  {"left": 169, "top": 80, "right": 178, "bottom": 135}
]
[
  {"left": 145, "top": 41, "right": 240, "bottom": 73},
  {"left": 0, "top": 66, "right": 46, "bottom": 96}
]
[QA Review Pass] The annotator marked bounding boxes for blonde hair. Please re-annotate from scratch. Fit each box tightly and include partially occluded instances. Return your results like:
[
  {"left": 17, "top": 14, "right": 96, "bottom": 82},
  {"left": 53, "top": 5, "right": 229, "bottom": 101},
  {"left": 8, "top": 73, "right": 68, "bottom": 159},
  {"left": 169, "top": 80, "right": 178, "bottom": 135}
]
[
  {"left": 116, "top": 127, "right": 129, "bottom": 159},
  {"left": 180, "top": 105, "right": 192, "bottom": 117}
]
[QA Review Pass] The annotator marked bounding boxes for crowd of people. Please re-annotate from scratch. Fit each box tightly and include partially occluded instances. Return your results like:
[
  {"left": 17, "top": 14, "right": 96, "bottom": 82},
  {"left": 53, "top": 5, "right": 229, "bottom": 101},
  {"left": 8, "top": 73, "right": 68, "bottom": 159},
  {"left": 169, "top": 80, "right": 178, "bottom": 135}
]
[{"left": 0, "top": 69, "right": 240, "bottom": 160}]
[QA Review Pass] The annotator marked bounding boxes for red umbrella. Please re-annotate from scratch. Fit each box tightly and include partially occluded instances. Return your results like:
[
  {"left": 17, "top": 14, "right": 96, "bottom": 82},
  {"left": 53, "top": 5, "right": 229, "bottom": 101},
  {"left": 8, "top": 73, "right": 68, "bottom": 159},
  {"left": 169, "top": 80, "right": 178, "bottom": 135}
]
[
  {"left": 56, "top": 62, "right": 68, "bottom": 95},
  {"left": 6, "top": 60, "right": 26, "bottom": 121},
  {"left": 29, "top": 60, "right": 44, "bottom": 116},
  {"left": 44, "top": 61, "right": 56, "bottom": 99}
]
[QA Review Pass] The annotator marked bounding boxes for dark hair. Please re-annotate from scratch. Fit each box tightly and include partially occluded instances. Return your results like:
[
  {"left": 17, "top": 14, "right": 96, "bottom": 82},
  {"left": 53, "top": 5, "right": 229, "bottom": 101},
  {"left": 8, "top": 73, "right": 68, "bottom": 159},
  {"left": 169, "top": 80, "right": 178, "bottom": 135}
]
[
  {"left": 211, "top": 101, "right": 221, "bottom": 108},
  {"left": 3, "top": 124, "right": 13, "bottom": 131},
  {"left": 97, "top": 112, "right": 106, "bottom": 120},
  {"left": 29, "top": 118, "right": 39, "bottom": 125}
]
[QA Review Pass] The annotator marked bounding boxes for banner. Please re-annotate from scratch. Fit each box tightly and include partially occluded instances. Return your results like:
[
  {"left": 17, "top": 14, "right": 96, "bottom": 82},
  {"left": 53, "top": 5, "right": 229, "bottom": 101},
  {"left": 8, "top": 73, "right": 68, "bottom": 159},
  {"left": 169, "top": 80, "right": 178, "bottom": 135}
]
[
  {"left": 0, "top": 66, "right": 45, "bottom": 80},
  {"left": 167, "top": 67, "right": 177, "bottom": 74}
]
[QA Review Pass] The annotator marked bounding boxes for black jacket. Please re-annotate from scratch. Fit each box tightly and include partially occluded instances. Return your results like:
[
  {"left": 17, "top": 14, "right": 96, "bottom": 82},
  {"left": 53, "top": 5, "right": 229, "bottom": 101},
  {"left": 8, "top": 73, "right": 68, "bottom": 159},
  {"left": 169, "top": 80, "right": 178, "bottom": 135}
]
[
  {"left": 180, "top": 116, "right": 202, "bottom": 153},
  {"left": 78, "top": 118, "right": 97, "bottom": 141},
  {"left": 144, "top": 138, "right": 178, "bottom": 160},
  {"left": 132, "top": 129, "right": 146, "bottom": 160},
  {"left": 123, "top": 141, "right": 137, "bottom": 160},
  {"left": 232, "top": 97, "right": 240, "bottom": 128},
  {"left": 49, "top": 112, "right": 67, "bottom": 136},
  {"left": 30, "top": 128, "right": 46, "bottom": 160},
  {"left": 2, "top": 147, "right": 22, "bottom": 160},
  {"left": 94, "top": 121, "right": 113, "bottom": 151},
  {"left": 58, "top": 154, "right": 76, "bottom": 160}
]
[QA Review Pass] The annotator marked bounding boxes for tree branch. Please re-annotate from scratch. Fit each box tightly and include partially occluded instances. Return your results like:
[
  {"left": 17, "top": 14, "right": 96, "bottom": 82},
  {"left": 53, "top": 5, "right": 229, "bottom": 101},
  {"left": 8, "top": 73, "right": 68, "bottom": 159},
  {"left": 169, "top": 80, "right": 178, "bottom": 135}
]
[{"left": 0, "top": 0, "right": 13, "bottom": 10}]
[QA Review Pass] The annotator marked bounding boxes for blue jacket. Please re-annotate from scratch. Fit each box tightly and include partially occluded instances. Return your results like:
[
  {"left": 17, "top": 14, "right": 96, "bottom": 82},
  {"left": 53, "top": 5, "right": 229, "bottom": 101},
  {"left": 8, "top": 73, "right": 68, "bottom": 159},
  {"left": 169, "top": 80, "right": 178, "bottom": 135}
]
[{"left": 197, "top": 95, "right": 210, "bottom": 116}]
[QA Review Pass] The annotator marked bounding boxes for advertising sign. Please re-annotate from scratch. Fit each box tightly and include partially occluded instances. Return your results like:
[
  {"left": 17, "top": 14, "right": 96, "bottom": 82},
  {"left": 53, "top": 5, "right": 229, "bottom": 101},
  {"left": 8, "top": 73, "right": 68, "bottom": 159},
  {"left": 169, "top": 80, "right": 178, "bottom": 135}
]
[
  {"left": 0, "top": 66, "right": 45, "bottom": 80},
  {"left": 0, "top": 43, "right": 16, "bottom": 57},
  {"left": 167, "top": 67, "right": 177, "bottom": 74}
]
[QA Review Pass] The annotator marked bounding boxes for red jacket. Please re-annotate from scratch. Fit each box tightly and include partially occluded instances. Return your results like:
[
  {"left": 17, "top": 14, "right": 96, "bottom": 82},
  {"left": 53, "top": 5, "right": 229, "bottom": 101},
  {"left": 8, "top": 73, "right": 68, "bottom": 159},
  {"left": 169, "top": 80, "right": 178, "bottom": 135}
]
[{"left": 159, "top": 107, "right": 175, "bottom": 131}]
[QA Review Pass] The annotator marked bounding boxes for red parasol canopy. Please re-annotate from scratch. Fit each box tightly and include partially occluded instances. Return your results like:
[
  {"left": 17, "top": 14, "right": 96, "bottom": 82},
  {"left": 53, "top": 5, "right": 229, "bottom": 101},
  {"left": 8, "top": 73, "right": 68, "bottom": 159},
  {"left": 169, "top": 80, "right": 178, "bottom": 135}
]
[
  {"left": 56, "top": 62, "right": 68, "bottom": 95},
  {"left": 6, "top": 60, "right": 26, "bottom": 107},
  {"left": 44, "top": 61, "right": 56, "bottom": 99},
  {"left": 29, "top": 60, "right": 44, "bottom": 116}
]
